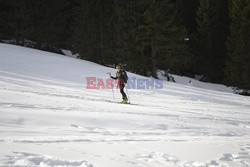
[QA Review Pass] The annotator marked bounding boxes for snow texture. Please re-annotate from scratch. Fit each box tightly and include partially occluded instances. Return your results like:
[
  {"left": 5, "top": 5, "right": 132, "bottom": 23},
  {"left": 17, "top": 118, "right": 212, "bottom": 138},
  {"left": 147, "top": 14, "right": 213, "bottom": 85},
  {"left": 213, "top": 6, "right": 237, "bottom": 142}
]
[{"left": 0, "top": 43, "right": 250, "bottom": 167}]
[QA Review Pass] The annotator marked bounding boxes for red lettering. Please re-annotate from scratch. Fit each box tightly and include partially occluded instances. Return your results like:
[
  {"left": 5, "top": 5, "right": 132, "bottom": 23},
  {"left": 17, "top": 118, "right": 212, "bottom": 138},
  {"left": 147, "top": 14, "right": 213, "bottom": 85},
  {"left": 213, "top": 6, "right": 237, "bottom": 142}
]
[
  {"left": 106, "top": 78, "right": 114, "bottom": 89},
  {"left": 97, "top": 79, "right": 105, "bottom": 89},
  {"left": 86, "top": 77, "right": 97, "bottom": 89}
]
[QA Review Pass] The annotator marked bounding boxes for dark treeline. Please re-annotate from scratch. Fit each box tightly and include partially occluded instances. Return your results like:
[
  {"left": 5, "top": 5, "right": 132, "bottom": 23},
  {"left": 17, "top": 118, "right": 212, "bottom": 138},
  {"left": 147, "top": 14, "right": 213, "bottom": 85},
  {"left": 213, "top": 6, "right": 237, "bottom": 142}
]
[{"left": 0, "top": 0, "right": 249, "bottom": 90}]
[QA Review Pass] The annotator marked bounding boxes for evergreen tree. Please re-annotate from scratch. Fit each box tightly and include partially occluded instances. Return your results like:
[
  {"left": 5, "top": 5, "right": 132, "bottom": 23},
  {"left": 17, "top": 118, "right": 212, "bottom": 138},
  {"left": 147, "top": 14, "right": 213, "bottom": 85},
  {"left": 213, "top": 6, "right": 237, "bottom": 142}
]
[
  {"left": 5, "top": 1, "right": 34, "bottom": 44},
  {"left": 113, "top": 0, "right": 140, "bottom": 72},
  {"left": 98, "top": 0, "right": 118, "bottom": 65},
  {"left": 176, "top": 0, "right": 199, "bottom": 34},
  {"left": 0, "top": 0, "right": 14, "bottom": 39},
  {"left": 0, "top": 0, "right": 77, "bottom": 51},
  {"left": 225, "top": 0, "right": 250, "bottom": 89},
  {"left": 32, "top": 0, "right": 76, "bottom": 50},
  {"left": 73, "top": 0, "right": 102, "bottom": 62},
  {"left": 193, "top": 0, "right": 229, "bottom": 82},
  {"left": 115, "top": 0, "right": 189, "bottom": 77}
]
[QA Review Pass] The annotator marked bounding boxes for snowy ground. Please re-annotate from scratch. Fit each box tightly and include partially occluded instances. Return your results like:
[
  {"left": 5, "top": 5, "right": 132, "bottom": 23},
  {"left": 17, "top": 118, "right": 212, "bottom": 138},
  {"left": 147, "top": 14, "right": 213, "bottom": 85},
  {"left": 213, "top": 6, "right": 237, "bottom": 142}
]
[{"left": 0, "top": 43, "right": 250, "bottom": 167}]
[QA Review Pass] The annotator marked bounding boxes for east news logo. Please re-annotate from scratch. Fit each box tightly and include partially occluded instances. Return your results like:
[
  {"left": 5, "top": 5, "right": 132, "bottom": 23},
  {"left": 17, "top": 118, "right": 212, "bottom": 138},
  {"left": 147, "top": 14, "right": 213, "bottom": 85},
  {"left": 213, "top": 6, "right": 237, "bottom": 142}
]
[{"left": 86, "top": 77, "right": 163, "bottom": 89}]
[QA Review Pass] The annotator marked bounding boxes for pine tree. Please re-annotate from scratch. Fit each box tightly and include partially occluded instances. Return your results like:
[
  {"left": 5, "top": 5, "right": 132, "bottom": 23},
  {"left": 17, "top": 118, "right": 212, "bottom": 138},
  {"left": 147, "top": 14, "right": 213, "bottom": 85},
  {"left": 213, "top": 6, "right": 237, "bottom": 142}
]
[
  {"left": 0, "top": 0, "right": 13, "bottom": 39},
  {"left": 32, "top": 0, "right": 76, "bottom": 51},
  {"left": 225, "top": 0, "right": 250, "bottom": 89},
  {"left": 115, "top": 0, "right": 189, "bottom": 77},
  {"left": 6, "top": 0, "right": 34, "bottom": 44},
  {"left": 0, "top": 0, "right": 77, "bottom": 51},
  {"left": 113, "top": 0, "right": 142, "bottom": 73},
  {"left": 73, "top": 0, "right": 103, "bottom": 63},
  {"left": 175, "top": 0, "right": 199, "bottom": 76},
  {"left": 176, "top": 0, "right": 199, "bottom": 34},
  {"left": 98, "top": 0, "right": 118, "bottom": 65},
  {"left": 193, "top": 0, "right": 229, "bottom": 82}
]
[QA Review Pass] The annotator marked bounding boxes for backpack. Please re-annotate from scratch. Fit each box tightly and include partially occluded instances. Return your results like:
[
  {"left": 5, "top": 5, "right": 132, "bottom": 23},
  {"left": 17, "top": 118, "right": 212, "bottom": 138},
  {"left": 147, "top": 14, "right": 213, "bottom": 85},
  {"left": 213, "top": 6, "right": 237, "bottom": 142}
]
[{"left": 121, "top": 70, "right": 128, "bottom": 83}]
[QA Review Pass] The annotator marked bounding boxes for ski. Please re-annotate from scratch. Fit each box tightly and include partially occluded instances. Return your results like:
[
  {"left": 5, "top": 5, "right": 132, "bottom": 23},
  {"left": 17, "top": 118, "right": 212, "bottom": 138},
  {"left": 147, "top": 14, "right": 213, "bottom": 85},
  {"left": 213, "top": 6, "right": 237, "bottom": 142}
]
[
  {"left": 105, "top": 100, "right": 139, "bottom": 106},
  {"left": 105, "top": 100, "right": 130, "bottom": 104}
]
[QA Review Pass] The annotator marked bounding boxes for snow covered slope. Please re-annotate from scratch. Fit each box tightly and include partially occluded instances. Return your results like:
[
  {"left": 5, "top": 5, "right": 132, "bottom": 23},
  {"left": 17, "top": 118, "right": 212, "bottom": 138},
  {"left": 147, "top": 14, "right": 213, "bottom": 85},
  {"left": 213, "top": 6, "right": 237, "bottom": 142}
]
[
  {"left": 0, "top": 43, "right": 250, "bottom": 167},
  {"left": 157, "top": 70, "right": 235, "bottom": 94}
]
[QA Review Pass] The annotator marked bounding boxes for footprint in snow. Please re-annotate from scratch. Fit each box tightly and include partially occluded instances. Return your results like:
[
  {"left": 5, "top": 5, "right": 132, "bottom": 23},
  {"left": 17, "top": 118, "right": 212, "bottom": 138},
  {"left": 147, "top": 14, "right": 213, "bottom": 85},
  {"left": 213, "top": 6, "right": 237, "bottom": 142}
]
[{"left": 1, "top": 152, "right": 94, "bottom": 167}]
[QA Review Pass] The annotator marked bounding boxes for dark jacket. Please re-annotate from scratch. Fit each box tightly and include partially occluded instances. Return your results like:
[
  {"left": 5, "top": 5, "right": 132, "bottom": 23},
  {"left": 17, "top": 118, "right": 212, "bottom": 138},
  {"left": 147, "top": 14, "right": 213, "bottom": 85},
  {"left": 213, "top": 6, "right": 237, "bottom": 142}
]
[{"left": 111, "top": 70, "right": 128, "bottom": 84}]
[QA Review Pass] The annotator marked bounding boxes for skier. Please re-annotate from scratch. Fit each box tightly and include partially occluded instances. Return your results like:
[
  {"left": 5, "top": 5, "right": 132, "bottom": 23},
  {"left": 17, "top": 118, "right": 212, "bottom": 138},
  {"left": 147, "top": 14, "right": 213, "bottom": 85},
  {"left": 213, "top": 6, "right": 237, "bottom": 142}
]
[{"left": 110, "top": 64, "right": 129, "bottom": 104}]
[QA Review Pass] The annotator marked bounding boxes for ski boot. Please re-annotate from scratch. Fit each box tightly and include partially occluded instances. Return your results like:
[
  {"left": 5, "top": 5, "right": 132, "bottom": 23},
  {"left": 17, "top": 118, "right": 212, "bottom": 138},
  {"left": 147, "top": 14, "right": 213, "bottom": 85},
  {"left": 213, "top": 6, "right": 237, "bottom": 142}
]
[{"left": 121, "top": 98, "right": 129, "bottom": 104}]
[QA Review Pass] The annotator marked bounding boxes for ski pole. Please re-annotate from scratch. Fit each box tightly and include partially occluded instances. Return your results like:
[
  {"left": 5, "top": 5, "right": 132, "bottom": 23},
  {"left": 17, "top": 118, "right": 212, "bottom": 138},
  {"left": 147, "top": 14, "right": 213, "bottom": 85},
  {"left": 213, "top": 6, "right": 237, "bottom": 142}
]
[
  {"left": 112, "top": 87, "right": 115, "bottom": 99},
  {"left": 107, "top": 72, "right": 115, "bottom": 99},
  {"left": 125, "top": 87, "right": 130, "bottom": 101}
]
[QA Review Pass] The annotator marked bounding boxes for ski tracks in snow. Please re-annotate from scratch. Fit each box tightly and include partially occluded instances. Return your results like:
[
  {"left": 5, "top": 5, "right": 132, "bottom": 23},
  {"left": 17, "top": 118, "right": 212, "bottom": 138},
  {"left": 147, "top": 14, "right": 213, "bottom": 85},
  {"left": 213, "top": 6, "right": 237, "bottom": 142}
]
[{"left": 0, "top": 67, "right": 250, "bottom": 166}]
